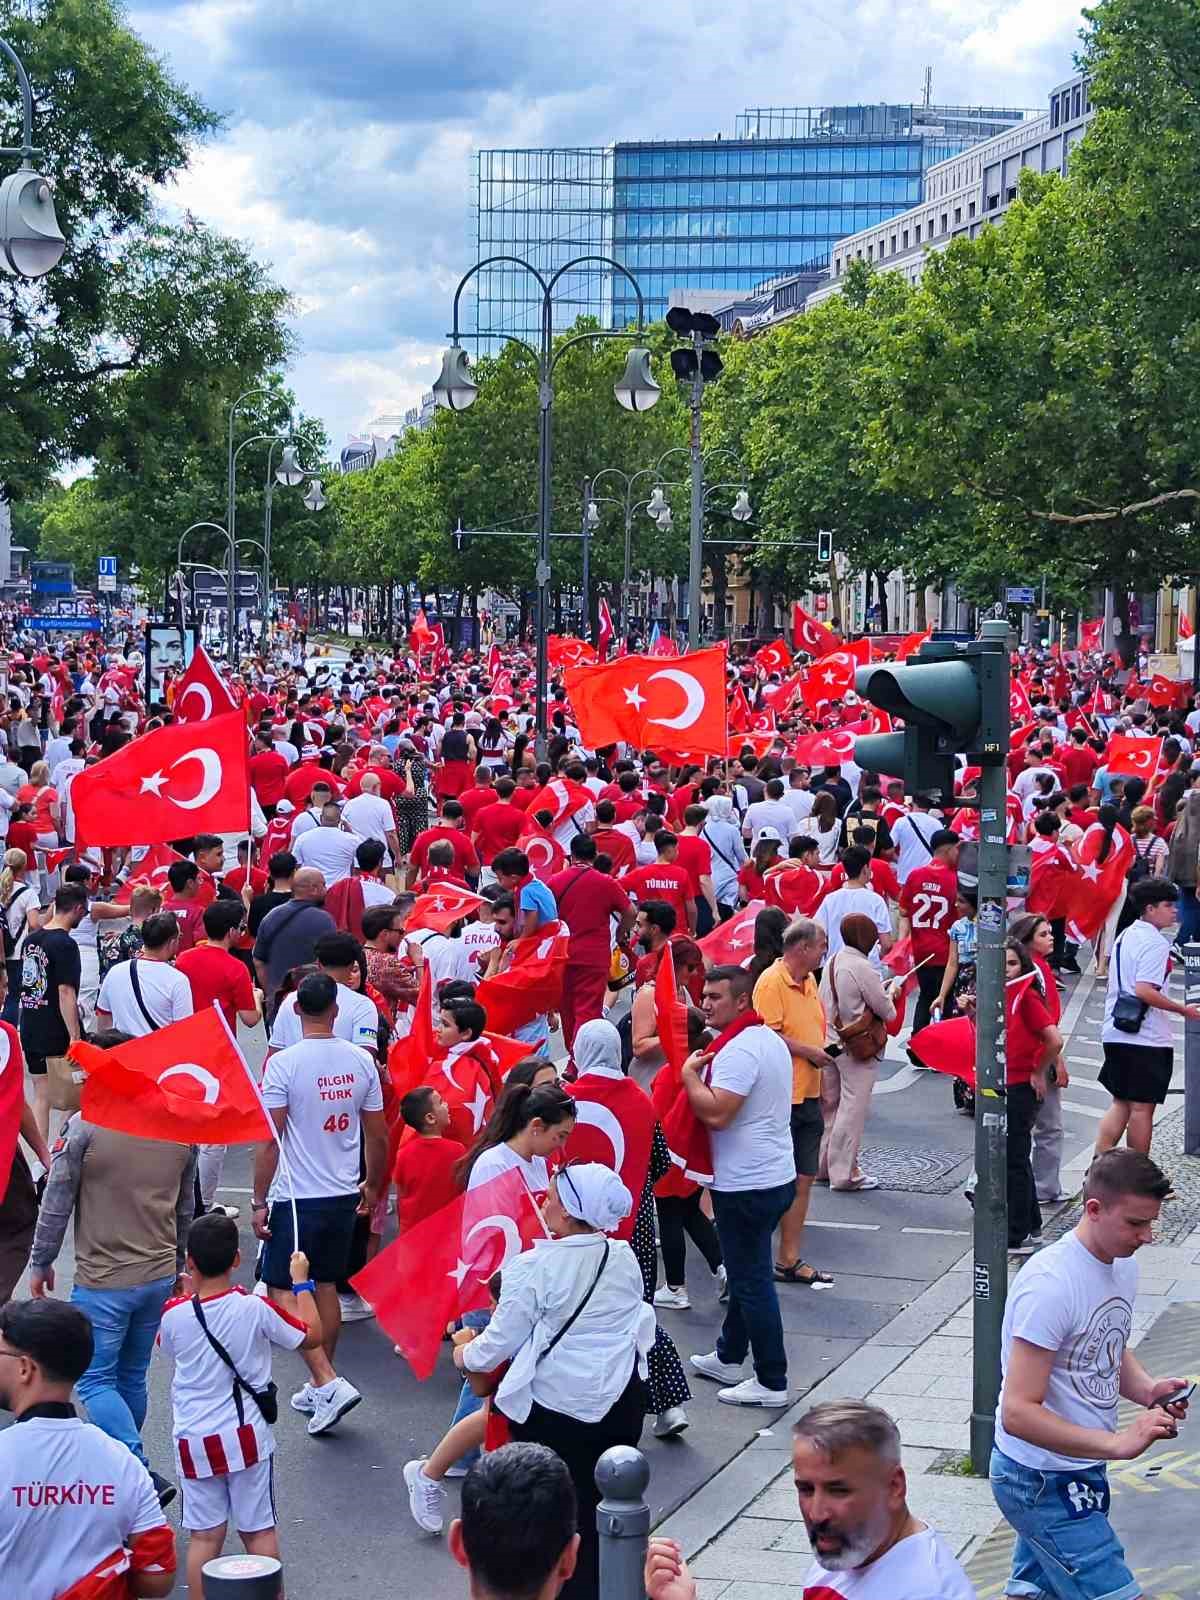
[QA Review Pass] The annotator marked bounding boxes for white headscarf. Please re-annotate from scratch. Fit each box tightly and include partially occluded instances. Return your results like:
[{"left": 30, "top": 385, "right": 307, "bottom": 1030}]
[
  {"left": 705, "top": 794, "right": 734, "bottom": 823},
  {"left": 573, "top": 1018, "right": 622, "bottom": 1078},
  {"left": 556, "top": 1162, "right": 632, "bottom": 1234}
]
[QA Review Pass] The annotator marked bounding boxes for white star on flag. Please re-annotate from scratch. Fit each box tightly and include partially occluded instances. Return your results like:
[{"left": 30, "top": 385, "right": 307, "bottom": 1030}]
[
  {"left": 1080, "top": 862, "right": 1101, "bottom": 881},
  {"left": 467, "top": 1083, "right": 490, "bottom": 1132},
  {"left": 623, "top": 684, "right": 646, "bottom": 710},
  {"left": 140, "top": 770, "right": 167, "bottom": 796},
  {"left": 430, "top": 898, "right": 446, "bottom": 912},
  {"left": 448, "top": 1258, "right": 471, "bottom": 1287}
]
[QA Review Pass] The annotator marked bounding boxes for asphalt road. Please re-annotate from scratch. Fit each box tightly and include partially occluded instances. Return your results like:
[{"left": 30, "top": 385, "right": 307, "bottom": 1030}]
[{"left": 16, "top": 966, "right": 1155, "bottom": 1599}]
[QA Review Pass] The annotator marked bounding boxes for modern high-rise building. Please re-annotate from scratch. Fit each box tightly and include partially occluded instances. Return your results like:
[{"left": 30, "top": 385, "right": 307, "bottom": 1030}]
[{"left": 470, "top": 99, "right": 1032, "bottom": 341}]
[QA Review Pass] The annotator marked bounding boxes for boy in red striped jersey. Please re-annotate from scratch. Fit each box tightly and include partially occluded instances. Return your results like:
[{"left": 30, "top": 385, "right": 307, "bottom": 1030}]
[{"left": 158, "top": 1213, "right": 323, "bottom": 1597}]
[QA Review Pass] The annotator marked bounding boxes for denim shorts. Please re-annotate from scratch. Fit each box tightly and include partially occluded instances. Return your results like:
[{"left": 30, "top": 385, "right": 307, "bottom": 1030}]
[{"left": 989, "top": 1447, "right": 1138, "bottom": 1600}]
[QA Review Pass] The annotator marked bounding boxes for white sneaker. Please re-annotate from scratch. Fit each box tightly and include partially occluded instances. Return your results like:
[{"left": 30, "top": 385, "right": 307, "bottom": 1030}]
[
  {"left": 337, "top": 1292, "right": 374, "bottom": 1323},
  {"left": 715, "top": 1265, "right": 728, "bottom": 1302},
  {"left": 653, "top": 1406, "right": 690, "bottom": 1439},
  {"left": 653, "top": 1285, "right": 690, "bottom": 1310},
  {"left": 404, "top": 1459, "right": 447, "bottom": 1534},
  {"left": 306, "top": 1376, "right": 362, "bottom": 1435},
  {"left": 690, "top": 1351, "right": 744, "bottom": 1384},
  {"left": 718, "top": 1378, "right": 788, "bottom": 1407},
  {"left": 206, "top": 1202, "right": 241, "bottom": 1219},
  {"left": 290, "top": 1382, "right": 317, "bottom": 1415}
]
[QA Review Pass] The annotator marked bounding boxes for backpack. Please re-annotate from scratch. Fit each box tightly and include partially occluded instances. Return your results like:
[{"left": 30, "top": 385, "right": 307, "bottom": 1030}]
[
  {"left": 1127, "top": 836, "right": 1158, "bottom": 885},
  {"left": 2, "top": 882, "right": 31, "bottom": 961}
]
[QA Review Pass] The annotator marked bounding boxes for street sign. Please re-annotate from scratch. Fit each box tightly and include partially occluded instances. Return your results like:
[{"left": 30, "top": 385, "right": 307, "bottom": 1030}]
[
  {"left": 97, "top": 575, "right": 116, "bottom": 593},
  {"left": 1004, "top": 586, "right": 1036, "bottom": 605},
  {"left": 97, "top": 556, "right": 118, "bottom": 578}
]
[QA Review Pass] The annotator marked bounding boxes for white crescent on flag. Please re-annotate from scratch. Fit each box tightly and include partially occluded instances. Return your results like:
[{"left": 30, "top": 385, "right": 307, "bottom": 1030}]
[
  {"left": 572, "top": 1100, "right": 626, "bottom": 1174},
  {"left": 166, "top": 749, "right": 222, "bottom": 809},
  {"left": 647, "top": 669, "right": 704, "bottom": 730},
  {"left": 178, "top": 683, "right": 213, "bottom": 720},
  {"left": 463, "top": 1214, "right": 523, "bottom": 1277},
  {"left": 157, "top": 1062, "right": 220, "bottom": 1104}
]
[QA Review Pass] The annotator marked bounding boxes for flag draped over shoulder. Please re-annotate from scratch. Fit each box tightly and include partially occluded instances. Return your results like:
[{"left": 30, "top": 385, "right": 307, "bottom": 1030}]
[{"left": 475, "top": 922, "right": 570, "bottom": 1035}]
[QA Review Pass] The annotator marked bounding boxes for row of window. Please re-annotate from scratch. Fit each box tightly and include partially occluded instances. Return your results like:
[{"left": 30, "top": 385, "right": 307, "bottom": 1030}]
[
  {"left": 612, "top": 138, "right": 943, "bottom": 179},
  {"left": 612, "top": 258, "right": 832, "bottom": 301},
  {"left": 1049, "top": 79, "right": 1090, "bottom": 128},
  {"left": 613, "top": 198, "right": 912, "bottom": 241},
  {"left": 833, "top": 196, "right": 981, "bottom": 272},
  {"left": 618, "top": 236, "right": 847, "bottom": 271},
  {"left": 613, "top": 175, "right": 920, "bottom": 214}
]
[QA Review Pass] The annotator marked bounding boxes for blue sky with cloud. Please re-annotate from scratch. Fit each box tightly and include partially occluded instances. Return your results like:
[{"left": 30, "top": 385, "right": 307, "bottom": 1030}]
[{"left": 127, "top": 0, "right": 1088, "bottom": 451}]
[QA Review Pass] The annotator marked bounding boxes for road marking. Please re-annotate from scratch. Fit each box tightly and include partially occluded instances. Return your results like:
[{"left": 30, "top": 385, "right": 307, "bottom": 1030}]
[
  {"left": 806, "top": 1220, "right": 880, "bottom": 1231},
  {"left": 1061, "top": 1100, "right": 1106, "bottom": 1120},
  {"left": 874, "top": 1064, "right": 922, "bottom": 1095},
  {"left": 1060, "top": 1076, "right": 1108, "bottom": 1094},
  {"left": 901, "top": 1227, "right": 970, "bottom": 1236}
]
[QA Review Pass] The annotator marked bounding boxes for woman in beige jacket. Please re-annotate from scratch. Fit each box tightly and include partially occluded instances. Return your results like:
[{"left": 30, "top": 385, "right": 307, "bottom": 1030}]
[{"left": 817, "top": 913, "right": 897, "bottom": 1191}]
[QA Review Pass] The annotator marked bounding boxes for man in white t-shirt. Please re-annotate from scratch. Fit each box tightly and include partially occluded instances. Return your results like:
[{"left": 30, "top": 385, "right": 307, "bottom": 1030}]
[
  {"left": 743, "top": 779, "right": 799, "bottom": 845},
  {"left": 682, "top": 964, "right": 796, "bottom": 1408},
  {"left": 342, "top": 773, "right": 400, "bottom": 868},
  {"left": 890, "top": 797, "right": 943, "bottom": 885},
  {"left": 783, "top": 766, "right": 815, "bottom": 827},
  {"left": 253, "top": 973, "right": 387, "bottom": 1438},
  {"left": 0, "top": 1297, "right": 176, "bottom": 1600},
  {"left": 992, "top": 1148, "right": 1187, "bottom": 1600},
  {"left": 95, "top": 912, "right": 193, "bottom": 1035},
  {"left": 292, "top": 804, "right": 364, "bottom": 886},
  {"left": 267, "top": 931, "right": 382, "bottom": 1060},
  {"left": 814, "top": 846, "right": 892, "bottom": 964}
]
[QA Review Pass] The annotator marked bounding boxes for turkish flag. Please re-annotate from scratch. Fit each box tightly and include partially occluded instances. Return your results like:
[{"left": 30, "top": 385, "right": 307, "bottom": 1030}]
[
  {"left": 791, "top": 727, "right": 857, "bottom": 767},
  {"left": 352, "top": 1167, "right": 546, "bottom": 1379},
  {"left": 728, "top": 684, "right": 752, "bottom": 733},
  {"left": 908, "top": 1015, "right": 976, "bottom": 1084},
  {"left": 1105, "top": 733, "right": 1162, "bottom": 777},
  {"left": 1146, "top": 674, "right": 1183, "bottom": 710},
  {"left": 112, "top": 843, "right": 217, "bottom": 909},
  {"left": 408, "top": 886, "right": 486, "bottom": 934},
  {"left": 648, "top": 630, "right": 680, "bottom": 658},
  {"left": 1080, "top": 618, "right": 1103, "bottom": 653},
  {"left": 651, "top": 946, "right": 713, "bottom": 1188},
  {"left": 858, "top": 705, "right": 893, "bottom": 735},
  {"left": 475, "top": 921, "right": 570, "bottom": 1035},
  {"left": 699, "top": 901, "right": 762, "bottom": 966},
  {"left": 563, "top": 646, "right": 728, "bottom": 757},
  {"left": 173, "top": 645, "right": 239, "bottom": 724},
  {"left": 800, "top": 652, "right": 856, "bottom": 710},
  {"left": 1066, "top": 821, "right": 1135, "bottom": 944},
  {"left": 1180, "top": 611, "right": 1194, "bottom": 642},
  {"left": 773, "top": 670, "right": 807, "bottom": 714},
  {"left": 548, "top": 634, "right": 597, "bottom": 670},
  {"left": 387, "top": 964, "right": 437, "bottom": 1103},
  {"left": 486, "top": 642, "right": 502, "bottom": 677},
  {"left": 792, "top": 604, "right": 838, "bottom": 658},
  {"left": 1009, "top": 680, "right": 1033, "bottom": 722},
  {"left": 409, "top": 609, "right": 433, "bottom": 653},
  {"left": 747, "top": 709, "right": 777, "bottom": 736},
  {"left": 564, "top": 1072, "right": 657, "bottom": 1241},
  {"left": 524, "top": 777, "right": 594, "bottom": 831},
  {"left": 1028, "top": 842, "right": 1079, "bottom": 921},
  {"left": 0, "top": 1023, "right": 23, "bottom": 1200},
  {"left": 841, "top": 636, "right": 873, "bottom": 665},
  {"left": 754, "top": 639, "right": 792, "bottom": 675},
  {"left": 72, "top": 1006, "right": 273, "bottom": 1145},
  {"left": 73, "top": 712, "right": 250, "bottom": 848},
  {"left": 516, "top": 817, "right": 566, "bottom": 879},
  {"left": 895, "top": 629, "right": 931, "bottom": 661},
  {"left": 425, "top": 1046, "right": 498, "bottom": 1148},
  {"left": 597, "top": 598, "right": 614, "bottom": 660}
]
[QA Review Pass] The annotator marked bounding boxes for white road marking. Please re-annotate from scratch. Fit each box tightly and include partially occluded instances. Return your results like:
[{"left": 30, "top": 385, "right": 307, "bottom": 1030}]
[
  {"left": 1060, "top": 1100, "right": 1106, "bottom": 1120},
  {"left": 805, "top": 1220, "right": 880, "bottom": 1231},
  {"left": 901, "top": 1227, "right": 970, "bottom": 1236}
]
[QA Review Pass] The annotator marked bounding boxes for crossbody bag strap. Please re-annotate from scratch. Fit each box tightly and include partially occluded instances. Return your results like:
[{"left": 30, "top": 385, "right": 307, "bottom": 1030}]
[
  {"left": 553, "top": 868, "right": 591, "bottom": 918},
  {"left": 127, "top": 960, "right": 162, "bottom": 1033},
  {"left": 702, "top": 825, "right": 738, "bottom": 873},
  {"left": 191, "top": 1296, "right": 255, "bottom": 1427},
  {"left": 540, "top": 1239, "right": 610, "bottom": 1362},
  {"left": 828, "top": 955, "right": 845, "bottom": 1032}
]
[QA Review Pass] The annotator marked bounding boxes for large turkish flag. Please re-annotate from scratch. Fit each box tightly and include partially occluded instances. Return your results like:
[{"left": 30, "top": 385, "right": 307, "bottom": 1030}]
[
  {"left": 791, "top": 604, "right": 839, "bottom": 658},
  {"left": 172, "top": 644, "right": 238, "bottom": 724},
  {"left": 563, "top": 646, "right": 728, "bottom": 756},
  {"left": 1105, "top": 733, "right": 1162, "bottom": 777},
  {"left": 73, "top": 711, "right": 250, "bottom": 847}
]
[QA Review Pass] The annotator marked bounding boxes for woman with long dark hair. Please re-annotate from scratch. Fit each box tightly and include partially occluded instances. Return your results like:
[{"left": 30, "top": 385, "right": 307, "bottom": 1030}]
[
  {"left": 1003, "top": 939, "right": 1063, "bottom": 1253},
  {"left": 1008, "top": 912, "right": 1069, "bottom": 1207},
  {"left": 746, "top": 906, "right": 788, "bottom": 982}
]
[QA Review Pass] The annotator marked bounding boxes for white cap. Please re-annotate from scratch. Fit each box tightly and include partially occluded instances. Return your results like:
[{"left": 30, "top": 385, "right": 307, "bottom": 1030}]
[{"left": 754, "top": 825, "right": 784, "bottom": 844}]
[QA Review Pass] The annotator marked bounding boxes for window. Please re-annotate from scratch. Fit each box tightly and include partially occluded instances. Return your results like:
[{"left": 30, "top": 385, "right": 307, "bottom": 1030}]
[
  {"left": 986, "top": 193, "right": 999, "bottom": 211},
  {"left": 914, "top": 222, "right": 921, "bottom": 242},
  {"left": 940, "top": 213, "right": 948, "bottom": 233},
  {"left": 834, "top": 256, "right": 841, "bottom": 276},
  {"left": 902, "top": 228, "right": 909, "bottom": 247},
  {"left": 1050, "top": 94, "right": 1060, "bottom": 129},
  {"left": 1073, "top": 86, "right": 1082, "bottom": 119},
  {"left": 889, "top": 234, "right": 896, "bottom": 253},
  {"left": 953, "top": 207, "right": 961, "bottom": 224},
  {"left": 1006, "top": 186, "right": 1017, "bottom": 202}
]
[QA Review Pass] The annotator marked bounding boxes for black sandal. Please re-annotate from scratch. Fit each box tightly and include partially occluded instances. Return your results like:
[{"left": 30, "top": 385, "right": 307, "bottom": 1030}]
[{"left": 774, "top": 1260, "right": 834, "bottom": 1287}]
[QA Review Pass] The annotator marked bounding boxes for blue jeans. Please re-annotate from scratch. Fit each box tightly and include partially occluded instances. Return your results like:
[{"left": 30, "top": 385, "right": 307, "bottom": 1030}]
[
  {"left": 1176, "top": 884, "right": 1200, "bottom": 947},
  {"left": 72, "top": 1275, "right": 176, "bottom": 1465},
  {"left": 449, "top": 1308, "right": 491, "bottom": 1469},
  {"left": 710, "top": 1181, "right": 795, "bottom": 1392},
  {"left": 989, "top": 1447, "right": 1138, "bottom": 1600}
]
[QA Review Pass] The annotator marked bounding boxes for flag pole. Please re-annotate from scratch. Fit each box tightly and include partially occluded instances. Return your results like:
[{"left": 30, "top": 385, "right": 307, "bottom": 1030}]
[{"left": 212, "top": 1002, "right": 300, "bottom": 1251}]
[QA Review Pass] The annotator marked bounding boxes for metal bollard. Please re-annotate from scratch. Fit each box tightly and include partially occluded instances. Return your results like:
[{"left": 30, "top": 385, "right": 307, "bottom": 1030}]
[
  {"left": 201, "top": 1553, "right": 283, "bottom": 1599},
  {"left": 1186, "top": 943, "right": 1200, "bottom": 1157},
  {"left": 596, "top": 1445, "right": 651, "bottom": 1600}
]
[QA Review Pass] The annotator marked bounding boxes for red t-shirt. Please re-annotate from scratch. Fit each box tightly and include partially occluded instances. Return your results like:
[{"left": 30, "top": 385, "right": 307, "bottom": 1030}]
[
  {"left": 546, "top": 865, "right": 632, "bottom": 965},
  {"left": 510, "top": 786, "right": 538, "bottom": 813},
  {"left": 248, "top": 749, "right": 289, "bottom": 806},
  {"left": 823, "top": 858, "right": 900, "bottom": 903},
  {"left": 611, "top": 795, "right": 645, "bottom": 823},
  {"left": 7, "top": 819, "right": 37, "bottom": 858},
  {"left": 1007, "top": 982, "right": 1054, "bottom": 1084},
  {"left": 1032, "top": 954, "right": 1061, "bottom": 1024},
  {"left": 224, "top": 865, "right": 269, "bottom": 896},
  {"left": 1061, "top": 744, "right": 1100, "bottom": 789},
  {"left": 459, "top": 784, "right": 498, "bottom": 828},
  {"left": 737, "top": 861, "right": 766, "bottom": 901},
  {"left": 162, "top": 896, "right": 207, "bottom": 955},
  {"left": 898, "top": 862, "right": 958, "bottom": 965},
  {"left": 673, "top": 834, "right": 713, "bottom": 899},
  {"left": 343, "top": 764, "right": 404, "bottom": 801},
  {"left": 591, "top": 827, "right": 636, "bottom": 875},
  {"left": 410, "top": 825, "right": 479, "bottom": 880},
  {"left": 472, "top": 801, "right": 525, "bottom": 865},
  {"left": 392, "top": 1134, "right": 466, "bottom": 1231},
  {"left": 282, "top": 766, "right": 345, "bottom": 806},
  {"left": 176, "top": 943, "right": 255, "bottom": 1028},
  {"left": 622, "top": 861, "right": 692, "bottom": 927},
  {"left": 763, "top": 863, "right": 823, "bottom": 916}
]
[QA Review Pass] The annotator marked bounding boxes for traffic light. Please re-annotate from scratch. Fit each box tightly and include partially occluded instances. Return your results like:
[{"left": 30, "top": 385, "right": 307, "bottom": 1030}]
[
  {"left": 816, "top": 530, "right": 833, "bottom": 564},
  {"left": 451, "top": 521, "right": 471, "bottom": 553},
  {"left": 853, "top": 637, "right": 1008, "bottom": 800}
]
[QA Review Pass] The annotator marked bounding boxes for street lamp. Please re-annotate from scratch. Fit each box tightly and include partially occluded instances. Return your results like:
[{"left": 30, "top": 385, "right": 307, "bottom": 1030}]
[
  {"left": 303, "top": 479, "right": 326, "bottom": 512},
  {"left": 731, "top": 489, "right": 753, "bottom": 522},
  {"left": 435, "top": 251, "right": 658, "bottom": 755},
  {"left": 275, "top": 445, "right": 305, "bottom": 487},
  {"left": 262, "top": 438, "right": 325, "bottom": 636},
  {"left": 656, "top": 507, "right": 673, "bottom": 532},
  {"left": 0, "top": 38, "right": 64, "bottom": 278}
]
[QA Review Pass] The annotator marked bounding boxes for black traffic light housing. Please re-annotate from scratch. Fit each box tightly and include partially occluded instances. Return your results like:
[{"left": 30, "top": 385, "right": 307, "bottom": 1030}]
[
  {"left": 853, "top": 635, "right": 1009, "bottom": 801},
  {"left": 816, "top": 530, "right": 833, "bottom": 564},
  {"left": 667, "top": 306, "right": 724, "bottom": 385},
  {"left": 452, "top": 522, "right": 471, "bottom": 553}
]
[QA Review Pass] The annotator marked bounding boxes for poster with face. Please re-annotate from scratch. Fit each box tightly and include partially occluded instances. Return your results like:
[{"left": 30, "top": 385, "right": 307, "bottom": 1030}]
[{"left": 145, "top": 622, "right": 198, "bottom": 704}]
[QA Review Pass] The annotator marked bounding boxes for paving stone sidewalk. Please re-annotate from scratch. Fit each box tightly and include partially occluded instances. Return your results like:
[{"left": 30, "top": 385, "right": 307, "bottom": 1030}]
[{"left": 658, "top": 1108, "right": 1200, "bottom": 1600}]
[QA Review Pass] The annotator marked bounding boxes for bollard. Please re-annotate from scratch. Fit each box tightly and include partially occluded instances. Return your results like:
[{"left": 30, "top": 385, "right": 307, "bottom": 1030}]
[
  {"left": 1185, "top": 943, "right": 1200, "bottom": 1157},
  {"left": 201, "top": 1553, "right": 283, "bottom": 1599},
  {"left": 596, "top": 1445, "right": 651, "bottom": 1600}
]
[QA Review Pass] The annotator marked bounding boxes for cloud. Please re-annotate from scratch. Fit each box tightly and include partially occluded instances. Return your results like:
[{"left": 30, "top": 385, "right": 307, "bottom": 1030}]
[{"left": 131, "top": 0, "right": 1088, "bottom": 451}]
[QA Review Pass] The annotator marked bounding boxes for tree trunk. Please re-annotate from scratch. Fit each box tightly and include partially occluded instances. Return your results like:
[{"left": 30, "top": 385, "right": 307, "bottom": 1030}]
[
  {"left": 914, "top": 584, "right": 927, "bottom": 630},
  {"left": 1114, "top": 589, "right": 1136, "bottom": 666},
  {"left": 708, "top": 549, "right": 728, "bottom": 641},
  {"left": 874, "top": 570, "right": 889, "bottom": 633}
]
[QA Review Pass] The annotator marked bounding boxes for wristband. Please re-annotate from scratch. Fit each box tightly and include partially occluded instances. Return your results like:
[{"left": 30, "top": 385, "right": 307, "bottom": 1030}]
[
  {"left": 292, "top": 1279, "right": 316, "bottom": 1296},
  {"left": 252, "top": 1201, "right": 268, "bottom": 1211}
]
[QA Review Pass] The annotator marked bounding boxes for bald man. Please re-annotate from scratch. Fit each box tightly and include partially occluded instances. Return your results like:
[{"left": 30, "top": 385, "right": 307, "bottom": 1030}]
[
  {"left": 342, "top": 772, "right": 401, "bottom": 872},
  {"left": 252, "top": 867, "right": 337, "bottom": 1016}
]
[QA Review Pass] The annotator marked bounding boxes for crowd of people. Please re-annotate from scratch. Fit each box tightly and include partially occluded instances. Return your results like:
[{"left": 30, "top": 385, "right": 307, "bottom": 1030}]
[{"left": 0, "top": 617, "right": 1193, "bottom": 1599}]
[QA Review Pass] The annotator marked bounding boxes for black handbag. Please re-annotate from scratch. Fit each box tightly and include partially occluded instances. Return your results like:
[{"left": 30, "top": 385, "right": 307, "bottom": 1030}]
[
  {"left": 191, "top": 1295, "right": 279, "bottom": 1425},
  {"left": 1110, "top": 940, "right": 1149, "bottom": 1035}
]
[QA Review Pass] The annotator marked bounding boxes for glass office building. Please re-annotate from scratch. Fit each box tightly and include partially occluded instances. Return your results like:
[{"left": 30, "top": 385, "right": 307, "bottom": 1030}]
[{"left": 472, "top": 102, "right": 1031, "bottom": 341}]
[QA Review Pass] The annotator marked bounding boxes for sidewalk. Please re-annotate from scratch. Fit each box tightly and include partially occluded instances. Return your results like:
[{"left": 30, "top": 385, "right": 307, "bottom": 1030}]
[{"left": 657, "top": 1105, "right": 1200, "bottom": 1600}]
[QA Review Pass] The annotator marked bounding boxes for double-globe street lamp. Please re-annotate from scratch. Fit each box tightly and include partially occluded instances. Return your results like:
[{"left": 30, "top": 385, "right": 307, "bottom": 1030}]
[
  {"left": 0, "top": 37, "right": 65, "bottom": 278},
  {"left": 433, "top": 253, "right": 660, "bottom": 754}
]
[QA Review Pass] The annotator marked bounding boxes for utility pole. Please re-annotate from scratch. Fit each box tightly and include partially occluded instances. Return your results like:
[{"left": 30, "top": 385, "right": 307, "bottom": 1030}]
[{"left": 665, "top": 307, "right": 723, "bottom": 649}]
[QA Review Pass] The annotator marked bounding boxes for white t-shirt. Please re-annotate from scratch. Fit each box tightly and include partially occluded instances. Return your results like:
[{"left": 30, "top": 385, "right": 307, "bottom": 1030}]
[
  {"left": 342, "top": 793, "right": 396, "bottom": 862},
  {"left": 260, "top": 1036, "right": 384, "bottom": 1199},
  {"left": 708, "top": 1024, "right": 796, "bottom": 1192},
  {"left": 97, "top": 959, "right": 194, "bottom": 1035},
  {"left": 743, "top": 797, "right": 797, "bottom": 844},
  {"left": 783, "top": 785, "right": 815, "bottom": 825},
  {"left": 407, "top": 928, "right": 475, "bottom": 991},
  {"left": 359, "top": 878, "right": 395, "bottom": 909},
  {"left": 1103, "top": 919, "right": 1174, "bottom": 1048},
  {"left": 293, "top": 826, "right": 365, "bottom": 886},
  {"left": 459, "top": 920, "right": 501, "bottom": 972},
  {"left": 995, "top": 1230, "right": 1137, "bottom": 1470},
  {"left": 159, "top": 1286, "right": 305, "bottom": 1477},
  {"left": 802, "top": 1525, "right": 974, "bottom": 1600},
  {"left": 0, "top": 1416, "right": 169, "bottom": 1600},
  {"left": 891, "top": 813, "right": 940, "bottom": 885},
  {"left": 468, "top": 1141, "right": 551, "bottom": 1195},
  {"left": 269, "top": 981, "right": 381, "bottom": 1054},
  {"left": 815, "top": 886, "right": 892, "bottom": 963}
]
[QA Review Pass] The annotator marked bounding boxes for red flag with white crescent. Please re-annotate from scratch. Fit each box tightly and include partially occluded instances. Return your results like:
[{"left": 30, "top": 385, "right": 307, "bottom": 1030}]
[
  {"left": 173, "top": 644, "right": 239, "bottom": 724},
  {"left": 1079, "top": 618, "right": 1103, "bottom": 653},
  {"left": 516, "top": 819, "right": 566, "bottom": 879},
  {"left": 791, "top": 727, "right": 857, "bottom": 767},
  {"left": 698, "top": 901, "right": 762, "bottom": 967},
  {"left": 791, "top": 603, "right": 838, "bottom": 658},
  {"left": 1066, "top": 821, "right": 1135, "bottom": 943},
  {"left": 562, "top": 1073, "right": 657, "bottom": 1241},
  {"left": 475, "top": 921, "right": 570, "bottom": 1035},
  {"left": 408, "top": 886, "right": 486, "bottom": 934},
  {"left": 1105, "top": 733, "right": 1162, "bottom": 776},
  {"left": 754, "top": 638, "right": 792, "bottom": 675},
  {"left": 486, "top": 642, "right": 502, "bottom": 677},
  {"left": 1180, "top": 611, "right": 1194, "bottom": 642},
  {"left": 597, "top": 597, "right": 614, "bottom": 660},
  {"left": 895, "top": 628, "right": 931, "bottom": 661},
  {"left": 547, "top": 634, "right": 597, "bottom": 670},
  {"left": 112, "top": 843, "right": 217, "bottom": 908},
  {"left": 562, "top": 647, "right": 728, "bottom": 757}
]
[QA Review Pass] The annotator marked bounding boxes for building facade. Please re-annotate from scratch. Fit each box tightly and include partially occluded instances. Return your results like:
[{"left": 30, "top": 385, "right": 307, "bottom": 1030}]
[{"left": 472, "top": 101, "right": 1030, "bottom": 342}]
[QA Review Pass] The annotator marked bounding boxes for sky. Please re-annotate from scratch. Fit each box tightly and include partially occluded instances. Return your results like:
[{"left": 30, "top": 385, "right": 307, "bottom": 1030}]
[{"left": 127, "top": 0, "right": 1089, "bottom": 454}]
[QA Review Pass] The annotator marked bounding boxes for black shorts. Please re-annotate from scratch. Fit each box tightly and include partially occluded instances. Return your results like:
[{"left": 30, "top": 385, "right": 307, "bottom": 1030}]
[
  {"left": 790, "top": 1098, "right": 824, "bottom": 1179},
  {"left": 24, "top": 1053, "right": 47, "bottom": 1078},
  {"left": 1099, "top": 1042, "right": 1174, "bottom": 1106},
  {"left": 259, "top": 1193, "right": 359, "bottom": 1287}
]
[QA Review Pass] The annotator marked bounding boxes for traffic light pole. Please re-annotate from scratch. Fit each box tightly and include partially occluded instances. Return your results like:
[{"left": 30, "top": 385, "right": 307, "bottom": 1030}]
[
  {"left": 970, "top": 616, "right": 1012, "bottom": 1475},
  {"left": 687, "top": 336, "right": 704, "bottom": 652}
]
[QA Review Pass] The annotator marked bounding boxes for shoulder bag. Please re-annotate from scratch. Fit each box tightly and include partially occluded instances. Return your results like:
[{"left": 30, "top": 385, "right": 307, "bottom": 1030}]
[
  {"left": 1111, "top": 938, "right": 1149, "bottom": 1034},
  {"left": 191, "top": 1295, "right": 279, "bottom": 1424},
  {"left": 829, "top": 953, "right": 888, "bottom": 1062},
  {"left": 127, "top": 959, "right": 164, "bottom": 1033},
  {"left": 540, "top": 1239, "right": 610, "bottom": 1361}
]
